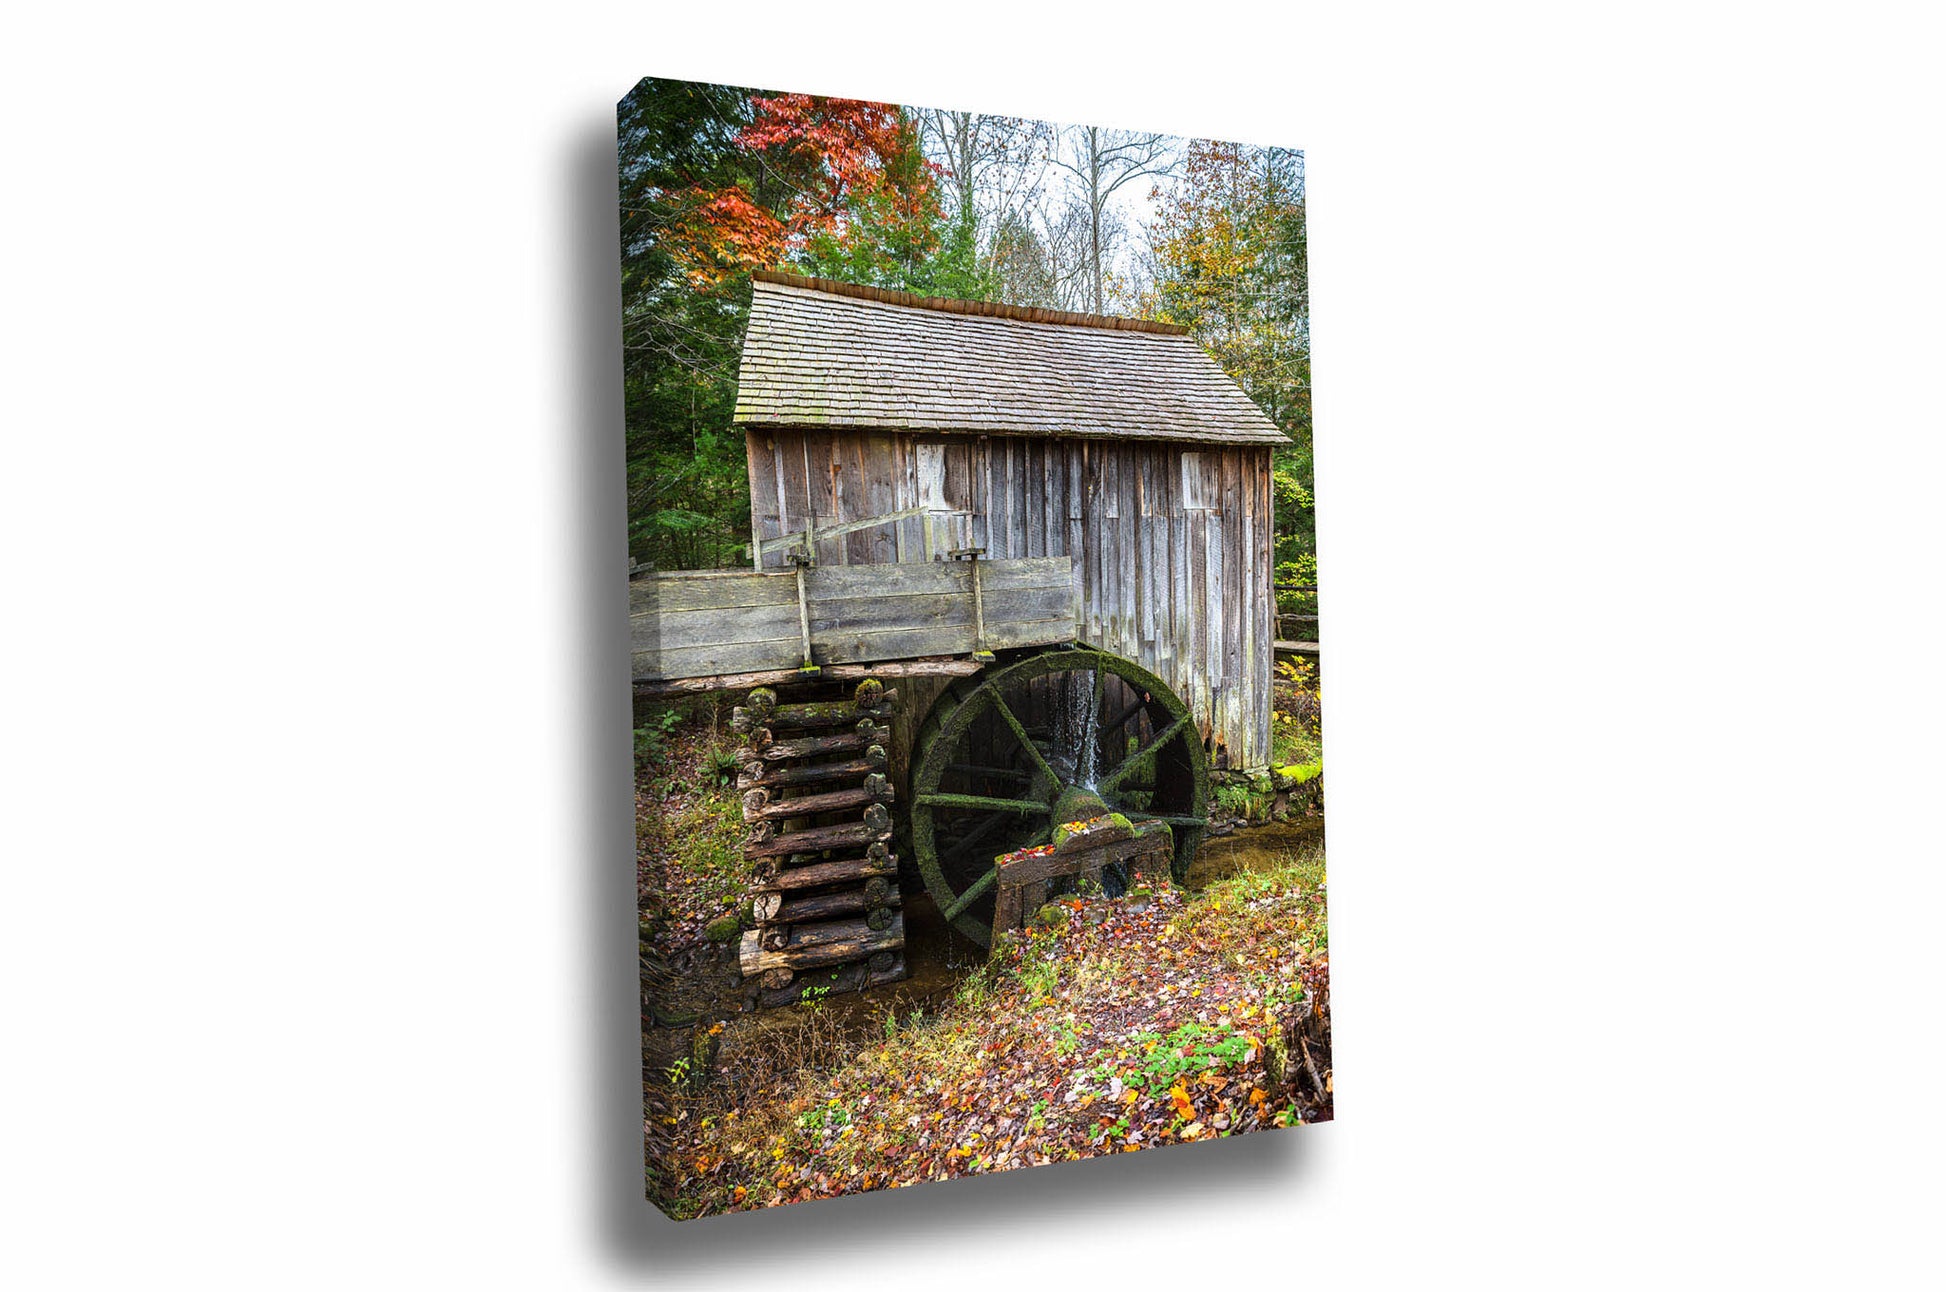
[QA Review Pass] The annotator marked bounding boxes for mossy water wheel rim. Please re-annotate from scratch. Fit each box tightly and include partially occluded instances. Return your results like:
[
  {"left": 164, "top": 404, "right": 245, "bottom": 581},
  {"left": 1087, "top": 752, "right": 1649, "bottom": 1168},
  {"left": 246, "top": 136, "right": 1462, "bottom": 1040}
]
[{"left": 910, "top": 648, "right": 1208, "bottom": 946}]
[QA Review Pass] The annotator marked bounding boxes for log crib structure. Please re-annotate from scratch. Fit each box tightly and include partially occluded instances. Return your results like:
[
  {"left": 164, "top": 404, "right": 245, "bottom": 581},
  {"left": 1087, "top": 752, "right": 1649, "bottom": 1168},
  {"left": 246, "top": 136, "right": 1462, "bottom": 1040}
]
[{"left": 634, "top": 272, "right": 1289, "bottom": 1006}]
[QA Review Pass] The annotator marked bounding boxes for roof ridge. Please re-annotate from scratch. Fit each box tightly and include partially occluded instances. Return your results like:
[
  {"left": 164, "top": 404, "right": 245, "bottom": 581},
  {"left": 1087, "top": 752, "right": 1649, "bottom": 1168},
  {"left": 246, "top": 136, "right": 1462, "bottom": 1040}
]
[{"left": 749, "top": 269, "right": 1189, "bottom": 337}]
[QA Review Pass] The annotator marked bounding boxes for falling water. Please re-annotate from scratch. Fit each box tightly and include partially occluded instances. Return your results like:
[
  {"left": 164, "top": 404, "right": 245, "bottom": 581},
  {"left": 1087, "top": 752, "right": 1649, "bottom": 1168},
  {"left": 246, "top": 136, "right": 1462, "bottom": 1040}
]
[
  {"left": 1041, "top": 667, "right": 1101, "bottom": 791},
  {"left": 1068, "top": 668, "right": 1099, "bottom": 789}
]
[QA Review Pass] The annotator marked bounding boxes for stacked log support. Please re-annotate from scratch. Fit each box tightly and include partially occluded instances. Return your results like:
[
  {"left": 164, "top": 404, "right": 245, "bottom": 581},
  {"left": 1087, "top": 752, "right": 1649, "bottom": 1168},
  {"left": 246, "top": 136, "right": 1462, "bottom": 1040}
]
[{"left": 735, "top": 677, "right": 906, "bottom": 1006}]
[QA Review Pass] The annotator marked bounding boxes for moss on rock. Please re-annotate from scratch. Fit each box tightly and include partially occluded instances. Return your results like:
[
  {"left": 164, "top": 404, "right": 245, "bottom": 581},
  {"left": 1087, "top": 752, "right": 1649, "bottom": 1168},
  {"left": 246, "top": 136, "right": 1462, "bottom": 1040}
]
[{"left": 1271, "top": 759, "right": 1322, "bottom": 790}]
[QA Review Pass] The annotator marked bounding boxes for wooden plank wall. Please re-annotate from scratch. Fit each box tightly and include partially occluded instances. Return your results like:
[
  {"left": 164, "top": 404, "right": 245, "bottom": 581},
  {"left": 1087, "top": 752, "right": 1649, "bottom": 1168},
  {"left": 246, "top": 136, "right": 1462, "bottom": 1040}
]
[{"left": 747, "top": 430, "right": 1275, "bottom": 770}]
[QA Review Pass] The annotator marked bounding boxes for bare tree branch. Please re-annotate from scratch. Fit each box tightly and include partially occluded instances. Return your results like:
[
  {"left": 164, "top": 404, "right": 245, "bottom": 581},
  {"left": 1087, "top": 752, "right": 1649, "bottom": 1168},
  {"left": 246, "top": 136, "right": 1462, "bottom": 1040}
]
[{"left": 1049, "top": 125, "right": 1176, "bottom": 311}]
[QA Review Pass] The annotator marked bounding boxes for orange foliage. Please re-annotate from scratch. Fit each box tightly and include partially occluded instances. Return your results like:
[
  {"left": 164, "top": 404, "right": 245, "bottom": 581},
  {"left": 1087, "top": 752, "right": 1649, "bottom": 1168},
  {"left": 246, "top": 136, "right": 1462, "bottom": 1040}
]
[{"left": 665, "top": 93, "right": 930, "bottom": 286}]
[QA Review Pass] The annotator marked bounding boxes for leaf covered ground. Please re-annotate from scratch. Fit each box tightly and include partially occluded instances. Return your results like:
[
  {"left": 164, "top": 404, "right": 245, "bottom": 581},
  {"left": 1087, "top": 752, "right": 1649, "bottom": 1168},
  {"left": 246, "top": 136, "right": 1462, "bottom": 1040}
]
[
  {"left": 654, "top": 852, "right": 1329, "bottom": 1218},
  {"left": 636, "top": 707, "right": 750, "bottom": 949}
]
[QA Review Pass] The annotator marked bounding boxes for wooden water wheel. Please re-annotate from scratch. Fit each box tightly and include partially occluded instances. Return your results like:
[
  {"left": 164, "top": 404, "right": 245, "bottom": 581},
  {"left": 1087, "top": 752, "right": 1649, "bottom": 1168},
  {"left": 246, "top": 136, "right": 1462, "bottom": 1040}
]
[{"left": 909, "top": 648, "right": 1208, "bottom": 946}]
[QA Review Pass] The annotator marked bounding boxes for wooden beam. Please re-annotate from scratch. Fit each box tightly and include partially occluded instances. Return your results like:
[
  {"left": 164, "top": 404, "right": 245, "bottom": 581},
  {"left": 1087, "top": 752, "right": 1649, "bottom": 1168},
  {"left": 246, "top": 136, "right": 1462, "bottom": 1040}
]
[
  {"left": 764, "top": 885, "right": 900, "bottom": 925},
  {"left": 751, "top": 853, "right": 898, "bottom": 893},
  {"left": 738, "top": 914, "right": 904, "bottom": 975},
  {"left": 636, "top": 658, "right": 980, "bottom": 699},
  {"left": 744, "top": 818, "right": 891, "bottom": 858},
  {"left": 756, "top": 506, "right": 926, "bottom": 556}
]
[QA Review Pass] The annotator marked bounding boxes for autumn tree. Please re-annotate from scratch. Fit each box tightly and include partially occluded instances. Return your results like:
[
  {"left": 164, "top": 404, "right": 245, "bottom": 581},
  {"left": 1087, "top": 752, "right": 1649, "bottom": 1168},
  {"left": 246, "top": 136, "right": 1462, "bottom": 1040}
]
[
  {"left": 619, "top": 86, "right": 923, "bottom": 567},
  {"left": 794, "top": 108, "right": 992, "bottom": 298},
  {"left": 618, "top": 81, "right": 1002, "bottom": 568},
  {"left": 658, "top": 93, "right": 914, "bottom": 285},
  {"left": 1141, "top": 140, "right": 1313, "bottom": 599}
]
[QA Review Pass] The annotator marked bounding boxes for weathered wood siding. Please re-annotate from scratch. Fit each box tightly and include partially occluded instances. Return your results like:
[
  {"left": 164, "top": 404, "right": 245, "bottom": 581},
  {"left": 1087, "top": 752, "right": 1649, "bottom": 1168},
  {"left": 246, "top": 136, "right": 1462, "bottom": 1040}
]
[{"left": 747, "top": 431, "right": 1275, "bottom": 770}]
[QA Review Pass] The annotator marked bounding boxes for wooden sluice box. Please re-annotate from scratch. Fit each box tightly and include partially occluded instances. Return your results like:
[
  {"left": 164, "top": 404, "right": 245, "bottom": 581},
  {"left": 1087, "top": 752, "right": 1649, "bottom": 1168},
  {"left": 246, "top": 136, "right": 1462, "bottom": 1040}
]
[
  {"left": 629, "top": 553, "right": 1078, "bottom": 682},
  {"left": 989, "top": 817, "right": 1175, "bottom": 946}
]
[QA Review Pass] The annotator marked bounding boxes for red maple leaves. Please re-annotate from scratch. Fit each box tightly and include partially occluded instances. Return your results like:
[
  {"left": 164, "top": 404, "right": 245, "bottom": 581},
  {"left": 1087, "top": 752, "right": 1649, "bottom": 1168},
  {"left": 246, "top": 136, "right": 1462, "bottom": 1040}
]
[{"left": 665, "top": 93, "right": 936, "bottom": 286}]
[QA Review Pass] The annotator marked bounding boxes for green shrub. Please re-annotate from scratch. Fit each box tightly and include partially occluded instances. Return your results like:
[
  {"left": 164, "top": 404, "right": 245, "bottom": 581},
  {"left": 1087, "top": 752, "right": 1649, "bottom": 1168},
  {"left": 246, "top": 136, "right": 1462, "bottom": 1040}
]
[
  {"left": 1214, "top": 783, "right": 1254, "bottom": 815},
  {"left": 634, "top": 708, "right": 683, "bottom": 769}
]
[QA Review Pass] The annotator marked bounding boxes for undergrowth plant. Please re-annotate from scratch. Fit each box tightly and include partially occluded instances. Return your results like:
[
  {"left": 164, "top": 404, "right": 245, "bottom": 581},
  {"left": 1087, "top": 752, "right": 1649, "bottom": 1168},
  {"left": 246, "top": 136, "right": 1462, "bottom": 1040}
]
[
  {"left": 634, "top": 709, "right": 683, "bottom": 770},
  {"left": 1215, "top": 783, "right": 1255, "bottom": 816}
]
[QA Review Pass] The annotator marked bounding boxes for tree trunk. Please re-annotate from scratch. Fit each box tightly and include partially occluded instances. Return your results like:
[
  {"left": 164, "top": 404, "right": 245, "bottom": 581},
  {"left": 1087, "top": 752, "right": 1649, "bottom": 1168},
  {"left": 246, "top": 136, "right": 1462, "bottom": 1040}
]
[
  {"left": 738, "top": 915, "right": 904, "bottom": 975},
  {"left": 738, "top": 725, "right": 885, "bottom": 763},
  {"left": 751, "top": 852, "right": 898, "bottom": 892},
  {"left": 756, "top": 956, "right": 904, "bottom": 1008},
  {"left": 748, "top": 777, "right": 890, "bottom": 822},
  {"left": 769, "top": 886, "right": 900, "bottom": 925},
  {"left": 740, "top": 694, "right": 896, "bottom": 731},
  {"left": 744, "top": 817, "right": 891, "bottom": 858},
  {"left": 736, "top": 750, "right": 883, "bottom": 791}
]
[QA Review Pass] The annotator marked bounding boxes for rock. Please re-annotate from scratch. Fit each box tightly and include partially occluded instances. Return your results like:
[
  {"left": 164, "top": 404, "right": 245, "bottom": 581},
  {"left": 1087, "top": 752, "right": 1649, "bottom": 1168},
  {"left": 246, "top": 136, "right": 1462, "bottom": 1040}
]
[{"left": 1271, "top": 760, "right": 1322, "bottom": 790}]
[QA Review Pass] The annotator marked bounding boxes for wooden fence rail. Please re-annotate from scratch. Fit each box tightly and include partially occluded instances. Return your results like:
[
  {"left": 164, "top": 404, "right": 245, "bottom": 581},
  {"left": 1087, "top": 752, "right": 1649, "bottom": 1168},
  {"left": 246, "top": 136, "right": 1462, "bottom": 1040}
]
[{"left": 1272, "top": 582, "right": 1320, "bottom": 660}]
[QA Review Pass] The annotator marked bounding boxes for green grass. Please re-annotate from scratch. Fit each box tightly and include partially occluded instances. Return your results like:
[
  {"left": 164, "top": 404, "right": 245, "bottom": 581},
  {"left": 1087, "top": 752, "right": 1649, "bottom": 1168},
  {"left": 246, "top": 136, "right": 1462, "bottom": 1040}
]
[
  {"left": 636, "top": 702, "right": 756, "bottom": 934},
  {"left": 1270, "top": 717, "right": 1322, "bottom": 768},
  {"left": 1204, "top": 846, "right": 1325, "bottom": 907},
  {"left": 1269, "top": 656, "right": 1323, "bottom": 769}
]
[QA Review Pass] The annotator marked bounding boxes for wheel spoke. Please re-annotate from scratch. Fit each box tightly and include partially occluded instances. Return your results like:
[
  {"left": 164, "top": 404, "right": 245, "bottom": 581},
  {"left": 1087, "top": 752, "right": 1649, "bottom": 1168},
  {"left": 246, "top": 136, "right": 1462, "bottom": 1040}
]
[
  {"left": 1102, "top": 695, "right": 1148, "bottom": 738},
  {"left": 916, "top": 791, "right": 1047, "bottom": 814},
  {"left": 989, "top": 691, "right": 1060, "bottom": 789},
  {"left": 1097, "top": 714, "right": 1190, "bottom": 793},
  {"left": 940, "top": 867, "right": 998, "bottom": 923},
  {"left": 939, "top": 809, "right": 1010, "bottom": 866},
  {"left": 947, "top": 763, "right": 1029, "bottom": 782}
]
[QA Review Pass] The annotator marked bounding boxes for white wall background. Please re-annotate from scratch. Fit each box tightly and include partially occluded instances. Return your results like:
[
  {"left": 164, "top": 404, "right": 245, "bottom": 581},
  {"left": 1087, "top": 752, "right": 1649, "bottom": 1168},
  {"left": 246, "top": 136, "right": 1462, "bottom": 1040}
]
[{"left": 4, "top": 3, "right": 1941, "bottom": 1287}]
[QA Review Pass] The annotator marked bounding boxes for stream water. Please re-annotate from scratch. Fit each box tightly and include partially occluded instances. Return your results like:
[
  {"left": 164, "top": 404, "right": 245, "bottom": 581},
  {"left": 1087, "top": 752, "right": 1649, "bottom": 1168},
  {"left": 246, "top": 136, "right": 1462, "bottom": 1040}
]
[{"left": 1186, "top": 815, "right": 1326, "bottom": 888}]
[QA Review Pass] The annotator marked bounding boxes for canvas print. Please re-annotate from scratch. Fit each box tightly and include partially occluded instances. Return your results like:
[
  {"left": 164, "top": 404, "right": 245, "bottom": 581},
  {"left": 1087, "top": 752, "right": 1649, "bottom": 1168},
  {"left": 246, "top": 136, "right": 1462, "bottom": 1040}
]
[{"left": 625, "top": 77, "right": 1325, "bottom": 1220}]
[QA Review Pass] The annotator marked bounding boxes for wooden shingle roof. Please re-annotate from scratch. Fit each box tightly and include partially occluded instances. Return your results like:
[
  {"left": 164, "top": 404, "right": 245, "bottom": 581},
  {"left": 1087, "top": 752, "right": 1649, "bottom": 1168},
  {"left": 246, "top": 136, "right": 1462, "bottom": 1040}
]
[{"left": 733, "top": 271, "right": 1287, "bottom": 446}]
